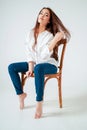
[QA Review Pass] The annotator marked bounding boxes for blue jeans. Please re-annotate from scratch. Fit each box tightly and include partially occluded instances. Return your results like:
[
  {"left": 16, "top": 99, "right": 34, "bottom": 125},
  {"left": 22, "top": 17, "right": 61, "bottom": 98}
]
[{"left": 8, "top": 62, "right": 57, "bottom": 101}]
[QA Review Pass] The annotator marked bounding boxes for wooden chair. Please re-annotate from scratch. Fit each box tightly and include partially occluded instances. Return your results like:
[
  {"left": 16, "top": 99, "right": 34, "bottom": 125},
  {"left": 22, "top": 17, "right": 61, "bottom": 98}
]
[{"left": 21, "top": 39, "right": 67, "bottom": 108}]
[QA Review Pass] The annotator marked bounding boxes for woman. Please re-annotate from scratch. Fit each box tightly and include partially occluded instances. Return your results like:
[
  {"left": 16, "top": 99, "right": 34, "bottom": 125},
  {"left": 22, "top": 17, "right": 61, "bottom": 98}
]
[{"left": 8, "top": 7, "right": 70, "bottom": 119}]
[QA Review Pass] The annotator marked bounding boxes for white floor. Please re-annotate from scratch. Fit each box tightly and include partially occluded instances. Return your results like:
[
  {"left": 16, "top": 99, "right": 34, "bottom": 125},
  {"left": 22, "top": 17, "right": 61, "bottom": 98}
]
[{"left": 0, "top": 79, "right": 87, "bottom": 130}]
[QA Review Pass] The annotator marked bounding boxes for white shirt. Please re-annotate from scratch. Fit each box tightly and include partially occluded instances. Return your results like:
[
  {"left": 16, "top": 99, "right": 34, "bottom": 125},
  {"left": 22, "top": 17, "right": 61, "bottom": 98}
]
[{"left": 25, "top": 29, "right": 58, "bottom": 67}]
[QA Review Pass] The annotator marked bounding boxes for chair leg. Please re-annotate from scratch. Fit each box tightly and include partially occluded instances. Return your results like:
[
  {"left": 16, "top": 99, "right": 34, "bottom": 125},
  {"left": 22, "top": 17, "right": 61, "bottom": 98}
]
[
  {"left": 58, "top": 76, "right": 62, "bottom": 108},
  {"left": 21, "top": 73, "right": 27, "bottom": 90}
]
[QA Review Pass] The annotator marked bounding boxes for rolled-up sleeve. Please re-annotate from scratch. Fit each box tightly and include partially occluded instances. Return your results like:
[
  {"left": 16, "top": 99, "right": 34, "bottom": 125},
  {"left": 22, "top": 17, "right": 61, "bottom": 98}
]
[
  {"left": 40, "top": 34, "right": 54, "bottom": 60},
  {"left": 25, "top": 45, "right": 36, "bottom": 62},
  {"left": 25, "top": 30, "right": 36, "bottom": 63}
]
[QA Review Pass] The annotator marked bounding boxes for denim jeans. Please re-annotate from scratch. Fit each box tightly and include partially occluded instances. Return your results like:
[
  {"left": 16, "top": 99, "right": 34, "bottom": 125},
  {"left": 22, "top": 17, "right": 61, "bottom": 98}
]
[{"left": 8, "top": 62, "right": 57, "bottom": 101}]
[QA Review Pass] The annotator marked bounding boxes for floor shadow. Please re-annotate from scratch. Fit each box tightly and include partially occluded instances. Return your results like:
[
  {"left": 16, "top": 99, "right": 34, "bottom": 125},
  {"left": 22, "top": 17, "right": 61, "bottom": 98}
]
[
  {"left": 24, "top": 104, "right": 36, "bottom": 109},
  {"left": 43, "top": 92, "right": 87, "bottom": 118}
]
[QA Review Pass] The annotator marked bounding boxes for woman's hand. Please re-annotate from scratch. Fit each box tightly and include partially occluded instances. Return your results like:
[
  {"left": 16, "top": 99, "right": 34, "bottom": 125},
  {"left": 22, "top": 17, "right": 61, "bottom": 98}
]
[
  {"left": 48, "top": 31, "right": 65, "bottom": 51},
  {"left": 26, "top": 70, "right": 33, "bottom": 77},
  {"left": 54, "top": 31, "right": 65, "bottom": 43}
]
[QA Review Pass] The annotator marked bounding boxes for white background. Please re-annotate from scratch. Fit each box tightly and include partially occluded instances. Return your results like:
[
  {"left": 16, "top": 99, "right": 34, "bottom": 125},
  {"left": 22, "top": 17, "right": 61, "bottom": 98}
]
[
  {"left": 0, "top": 0, "right": 87, "bottom": 130},
  {"left": 0, "top": 0, "right": 87, "bottom": 91}
]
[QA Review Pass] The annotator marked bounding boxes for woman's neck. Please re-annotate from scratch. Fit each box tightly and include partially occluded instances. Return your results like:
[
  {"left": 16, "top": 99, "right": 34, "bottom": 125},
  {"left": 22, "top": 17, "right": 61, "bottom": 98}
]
[{"left": 38, "top": 25, "right": 46, "bottom": 34}]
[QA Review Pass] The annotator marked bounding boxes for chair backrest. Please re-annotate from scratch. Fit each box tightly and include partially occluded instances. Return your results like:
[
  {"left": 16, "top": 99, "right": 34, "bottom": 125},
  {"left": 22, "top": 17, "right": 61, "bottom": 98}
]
[{"left": 57, "top": 39, "right": 67, "bottom": 72}]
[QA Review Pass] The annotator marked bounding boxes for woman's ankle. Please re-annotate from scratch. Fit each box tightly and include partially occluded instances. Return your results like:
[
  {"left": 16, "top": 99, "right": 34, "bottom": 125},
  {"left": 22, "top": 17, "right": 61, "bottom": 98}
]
[
  {"left": 18, "top": 93, "right": 27, "bottom": 109},
  {"left": 35, "top": 101, "right": 43, "bottom": 119}
]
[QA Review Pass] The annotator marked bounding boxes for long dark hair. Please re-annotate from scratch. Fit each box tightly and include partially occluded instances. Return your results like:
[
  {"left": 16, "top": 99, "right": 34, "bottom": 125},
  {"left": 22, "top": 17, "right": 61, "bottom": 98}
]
[{"left": 33, "top": 7, "right": 71, "bottom": 61}]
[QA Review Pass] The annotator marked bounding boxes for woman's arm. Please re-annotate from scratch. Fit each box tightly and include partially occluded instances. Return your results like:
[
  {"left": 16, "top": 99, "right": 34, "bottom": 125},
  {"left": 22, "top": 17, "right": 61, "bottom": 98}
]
[
  {"left": 26, "top": 61, "right": 35, "bottom": 77},
  {"left": 48, "top": 31, "right": 64, "bottom": 51}
]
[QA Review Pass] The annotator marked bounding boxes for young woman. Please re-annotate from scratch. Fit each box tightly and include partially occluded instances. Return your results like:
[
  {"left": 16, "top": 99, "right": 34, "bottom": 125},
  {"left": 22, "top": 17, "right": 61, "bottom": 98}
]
[{"left": 8, "top": 7, "right": 70, "bottom": 119}]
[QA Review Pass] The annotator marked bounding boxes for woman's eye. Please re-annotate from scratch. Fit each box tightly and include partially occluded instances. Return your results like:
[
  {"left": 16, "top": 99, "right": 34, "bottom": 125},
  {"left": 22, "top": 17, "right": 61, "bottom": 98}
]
[
  {"left": 39, "top": 12, "right": 49, "bottom": 17},
  {"left": 45, "top": 14, "right": 48, "bottom": 17}
]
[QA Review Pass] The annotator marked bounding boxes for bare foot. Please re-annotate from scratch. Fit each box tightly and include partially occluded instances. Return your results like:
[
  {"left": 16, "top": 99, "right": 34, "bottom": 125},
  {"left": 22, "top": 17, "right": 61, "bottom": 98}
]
[
  {"left": 35, "top": 101, "right": 43, "bottom": 119},
  {"left": 19, "top": 93, "right": 27, "bottom": 110}
]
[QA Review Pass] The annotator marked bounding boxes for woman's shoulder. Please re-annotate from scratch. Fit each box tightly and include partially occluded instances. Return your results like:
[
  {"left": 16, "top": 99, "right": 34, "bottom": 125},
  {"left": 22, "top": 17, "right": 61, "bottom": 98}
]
[
  {"left": 45, "top": 30, "right": 54, "bottom": 38},
  {"left": 27, "top": 28, "right": 34, "bottom": 36},
  {"left": 25, "top": 29, "right": 34, "bottom": 43},
  {"left": 45, "top": 30, "right": 53, "bottom": 35},
  {"left": 26, "top": 29, "right": 34, "bottom": 39}
]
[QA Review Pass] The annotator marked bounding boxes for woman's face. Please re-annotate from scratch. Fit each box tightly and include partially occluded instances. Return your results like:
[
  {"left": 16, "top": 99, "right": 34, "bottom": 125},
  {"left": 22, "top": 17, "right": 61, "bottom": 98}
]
[{"left": 38, "top": 8, "right": 50, "bottom": 26}]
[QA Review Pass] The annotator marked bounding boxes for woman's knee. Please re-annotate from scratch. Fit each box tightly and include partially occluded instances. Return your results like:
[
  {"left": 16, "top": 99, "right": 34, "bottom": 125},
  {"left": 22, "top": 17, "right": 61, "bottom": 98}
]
[
  {"left": 8, "top": 63, "right": 15, "bottom": 72},
  {"left": 34, "top": 64, "right": 43, "bottom": 74}
]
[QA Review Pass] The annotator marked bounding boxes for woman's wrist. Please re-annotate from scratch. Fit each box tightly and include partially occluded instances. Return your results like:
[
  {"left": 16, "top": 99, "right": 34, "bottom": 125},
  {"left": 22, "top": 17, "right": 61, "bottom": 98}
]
[{"left": 28, "top": 61, "right": 34, "bottom": 71}]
